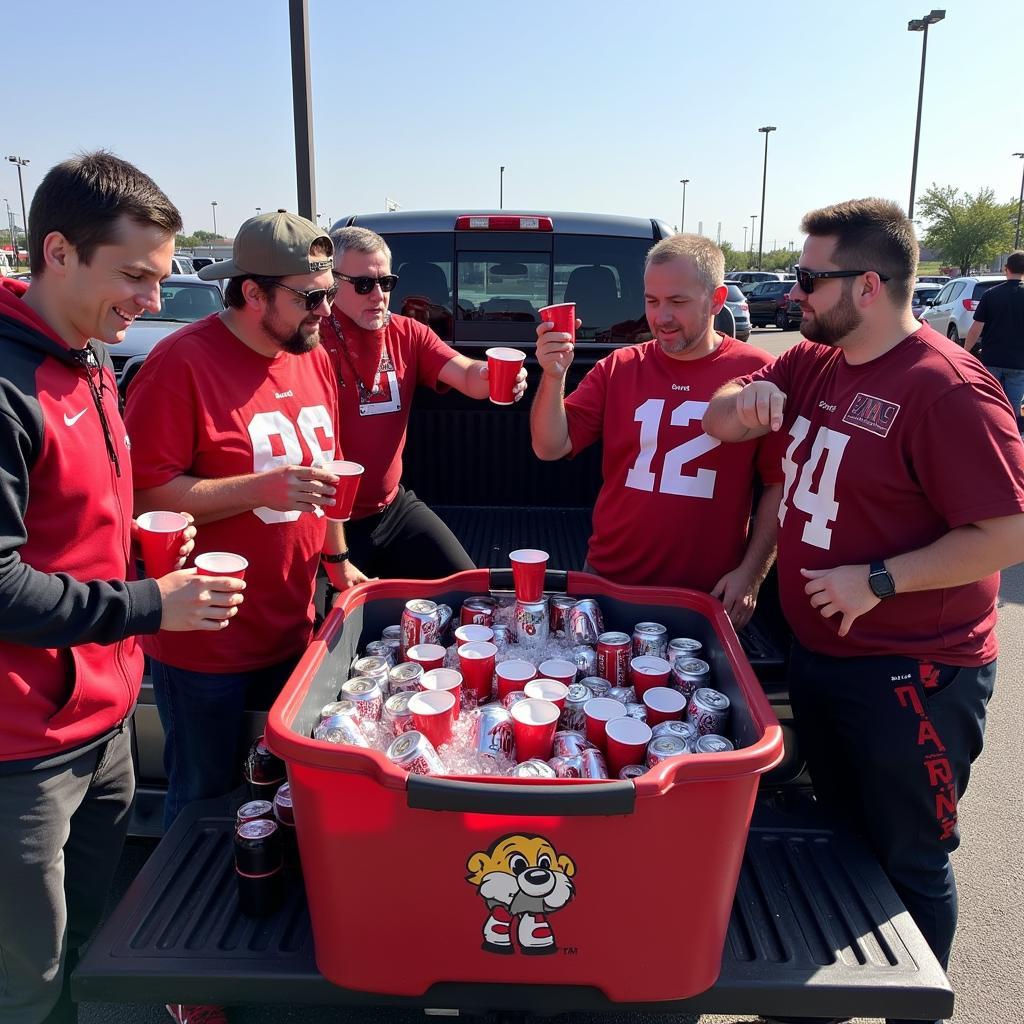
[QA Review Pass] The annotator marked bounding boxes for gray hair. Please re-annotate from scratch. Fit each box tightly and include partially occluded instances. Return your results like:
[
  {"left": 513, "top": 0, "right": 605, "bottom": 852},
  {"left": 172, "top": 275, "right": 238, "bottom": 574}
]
[
  {"left": 645, "top": 234, "right": 725, "bottom": 293},
  {"left": 329, "top": 225, "right": 392, "bottom": 268}
]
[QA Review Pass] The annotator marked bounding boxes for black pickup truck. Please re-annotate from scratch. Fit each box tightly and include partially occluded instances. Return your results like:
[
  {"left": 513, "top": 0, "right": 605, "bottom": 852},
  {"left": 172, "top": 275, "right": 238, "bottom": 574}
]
[{"left": 75, "top": 211, "right": 954, "bottom": 1022}]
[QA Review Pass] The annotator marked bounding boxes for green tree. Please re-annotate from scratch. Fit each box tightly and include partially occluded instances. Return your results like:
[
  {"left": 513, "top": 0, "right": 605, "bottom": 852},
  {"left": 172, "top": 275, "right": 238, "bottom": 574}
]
[{"left": 917, "top": 185, "right": 1015, "bottom": 276}]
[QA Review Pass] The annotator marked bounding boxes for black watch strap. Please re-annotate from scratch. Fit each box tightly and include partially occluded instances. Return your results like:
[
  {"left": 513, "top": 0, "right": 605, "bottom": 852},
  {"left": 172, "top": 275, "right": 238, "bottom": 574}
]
[
  {"left": 322, "top": 550, "right": 350, "bottom": 564},
  {"left": 868, "top": 560, "right": 896, "bottom": 599}
]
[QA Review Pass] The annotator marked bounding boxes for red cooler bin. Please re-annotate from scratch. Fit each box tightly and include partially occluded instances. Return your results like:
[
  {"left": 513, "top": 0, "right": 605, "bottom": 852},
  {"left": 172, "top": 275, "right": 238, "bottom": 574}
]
[{"left": 267, "top": 570, "right": 783, "bottom": 1003}]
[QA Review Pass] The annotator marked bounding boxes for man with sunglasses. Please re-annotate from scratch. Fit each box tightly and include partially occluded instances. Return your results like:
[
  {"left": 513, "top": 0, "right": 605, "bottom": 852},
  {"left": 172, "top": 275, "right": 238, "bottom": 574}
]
[
  {"left": 322, "top": 226, "right": 526, "bottom": 579},
  {"left": 704, "top": 198, "right": 1024, "bottom": 1024}
]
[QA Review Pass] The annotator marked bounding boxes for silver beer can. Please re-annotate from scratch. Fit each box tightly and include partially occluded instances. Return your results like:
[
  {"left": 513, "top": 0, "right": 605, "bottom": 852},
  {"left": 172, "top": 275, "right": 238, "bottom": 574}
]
[
  {"left": 579, "top": 748, "right": 609, "bottom": 779},
  {"left": 351, "top": 655, "right": 391, "bottom": 697},
  {"left": 671, "top": 657, "right": 711, "bottom": 699},
  {"left": 491, "top": 623, "right": 512, "bottom": 648},
  {"left": 632, "top": 621, "right": 668, "bottom": 659},
  {"left": 568, "top": 598, "right": 605, "bottom": 646},
  {"left": 619, "top": 764, "right": 648, "bottom": 780},
  {"left": 509, "top": 759, "right": 558, "bottom": 779},
  {"left": 646, "top": 734, "right": 690, "bottom": 767},
  {"left": 319, "top": 699, "right": 357, "bottom": 723},
  {"left": 552, "top": 730, "right": 591, "bottom": 758},
  {"left": 549, "top": 594, "right": 578, "bottom": 635},
  {"left": 668, "top": 637, "right": 703, "bottom": 664},
  {"left": 340, "top": 676, "right": 383, "bottom": 723},
  {"left": 501, "top": 690, "right": 529, "bottom": 710},
  {"left": 313, "top": 700, "right": 369, "bottom": 747},
  {"left": 382, "top": 691, "right": 416, "bottom": 736},
  {"left": 386, "top": 730, "right": 445, "bottom": 776},
  {"left": 606, "top": 686, "right": 634, "bottom": 705},
  {"left": 624, "top": 702, "right": 648, "bottom": 722},
  {"left": 548, "top": 754, "right": 583, "bottom": 778},
  {"left": 695, "top": 733, "right": 735, "bottom": 754},
  {"left": 363, "top": 641, "right": 396, "bottom": 668},
  {"left": 400, "top": 599, "right": 441, "bottom": 658},
  {"left": 381, "top": 624, "right": 403, "bottom": 642},
  {"left": 688, "top": 688, "right": 731, "bottom": 736},
  {"left": 435, "top": 603, "right": 453, "bottom": 643},
  {"left": 389, "top": 661, "right": 424, "bottom": 694},
  {"left": 560, "top": 683, "right": 593, "bottom": 731},
  {"left": 472, "top": 704, "right": 514, "bottom": 760},
  {"left": 570, "top": 644, "right": 598, "bottom": 678},
  {"left": 579, "top": 676, "right": 611, "bottom": 699},
  {"left": 513, "top": 598, "right": 549, "bottom": 647},
  {"left": 651, "top": 719, "right": 699, "bottom": 748}
]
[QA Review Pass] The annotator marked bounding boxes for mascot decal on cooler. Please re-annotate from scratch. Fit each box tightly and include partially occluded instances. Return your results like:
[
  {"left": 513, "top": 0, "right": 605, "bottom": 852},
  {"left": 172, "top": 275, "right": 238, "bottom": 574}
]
[{"left": 465, "top": 833, "right": 577, "bottom": 956}]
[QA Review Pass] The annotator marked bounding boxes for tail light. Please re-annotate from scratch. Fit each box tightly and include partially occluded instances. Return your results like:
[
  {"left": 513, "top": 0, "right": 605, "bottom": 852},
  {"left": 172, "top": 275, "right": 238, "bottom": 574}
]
[
  {"left": 740, "top": 303, "right": 749, "bottom": 312},
  {"left": 962, "top": 298, "right": 978, "bottom": 311},
  {"left": 455, "top": 215, "right": 553, "bottom": 231}
]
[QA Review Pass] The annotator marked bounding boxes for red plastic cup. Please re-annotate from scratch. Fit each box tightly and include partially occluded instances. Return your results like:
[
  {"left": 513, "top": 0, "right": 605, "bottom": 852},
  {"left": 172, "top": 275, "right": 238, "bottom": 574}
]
[
  {"left": 629, "top": 656, "right": 672, "bottom": 698},
  {"left": 584, "top": 697, "right": 627, "bottom": 753},
  {"left": 406, "top": 644, "right": 446, "bottom": 673},
  {"left": 524, "top": 678, "right": 569, "bottom": 711},
  {"left": 454, "top": 624, "right": 494, "bottom": 646},
  {"left": 408, "top": 689, "right": 456, "bottom": 748},
  {"left": 485, "top": 347, "right": 526, "bottom": 405},
  {"left": 194, "top": 551, "right": 248, "bottom": 580},
  {"left": 537, "top": 658, "right": 576, "bottom": 688},
  {"left": 495, "top": 659, "right": 536, "bottom": 701},
  {"left": 538, "top": 302, "right": 576, "bottom": 343},
  {"left": 642, "top": 686, "right": 687, "bottom": 726},
  {"left": 136, "top": 511, "right": 188, "bottom": 578},
  {"left": 510, "top": 698, "right": 560, "bottom": 762},
  {"left": 605, "top": 717, "right": 653, "bottom": 778},
  {"left": 457, "top": 641, "right": 497, "bottom": 701},
  {"left": 420, "top": 668, "right": 464, "bottom": 720},
  {"left": 320, "top": 460, "right": 364, "bottom": 522},
  {"left": 509, "top": 548, "right": 548, "bottom": 602}
]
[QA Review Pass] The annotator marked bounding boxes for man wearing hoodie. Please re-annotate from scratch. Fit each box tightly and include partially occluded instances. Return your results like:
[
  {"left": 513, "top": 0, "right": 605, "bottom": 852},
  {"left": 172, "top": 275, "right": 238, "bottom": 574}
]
[{"left": 0, "top": 152, "right": 246, "bottom": 1024}]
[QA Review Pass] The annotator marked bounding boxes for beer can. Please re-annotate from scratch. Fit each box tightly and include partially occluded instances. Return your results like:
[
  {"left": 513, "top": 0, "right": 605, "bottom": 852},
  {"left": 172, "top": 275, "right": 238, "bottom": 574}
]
[
  {"left": 461, "top": 596, "right": 497, "bottom": 628},
  {"left": 272, "top": 782, "right": 294, "bottom": 827},
  {"left": 234, "top": 817, "right": 283, "bottom": 876},
  {"left": 552, "top": 730, "right": 591, "bottom": 758},
  {"left": 386, "top": 730, "right": 445, "bottom": 776},
  {"left": 579, "top": 748, "right": 609, "bottom": 779},
  {"left": 624, "top": 702, "right": 648, "bottom": 722},
  {"left": 568, "top": 598, "right": 605, "bottom": 646},
  {"left": 668, "top": 637, "right": 703, "bottom": 664},
  {"left": 560, "top": 682, "right": 593, "bottom": 731},
  {"left": 671, "top": 657, "right": 711, "bottom": 699},
  {"left": 351, "top": 655, "right": 391, "bottom": 697},
  {"left": 646, "top": 734, "right": 689, "bottom": 767},
  {"left": 314, "top": 700, "right": 370, "bottom": 747},
  {"left": 513, "top": 598, "right": 549, "bottom": 647},
  {"left": 579, "top": 676, "right": 611, "bottom": 699},
  {"left": 243, "top": 736, "right": 286, "bottom": 801},
  {"left": 606, "top": 685, "right": 634, "bottom": 705},
  {"left": 340, "top": 676, "right": 383, "bottom": 723},
  {"left": 473, "top": 704, "right": 514, "bottom": 760},
  {"left": 548, "top": 754, "right": 583, "bottom": 778},
  {"left": 382, "top": 691, "right": 416, "bottom": 736},
  {"left": 236, "top": 799, "right": 274, "bottom": 828},
  {"left": 501, "top": 690, "right": 529, "bottom": 710},
  {"left": 596, "top": 631, "right": 631, "bottom": 685},
  {"left": 435, "top": 603, "right": 453, "bottom": 644},
  {"left": 381, "top": 624, "right": 403, "bottom": 642},
  {"left": 400, "top": 599, "right": 441, "bottom": 658},
  {"left": 549, "top": 594, "right": 578, "bottom": 635},
  {"left": 619, "top": 764, "right": 648, "bottom": 780},
  {"left": 652, "top": 719, "right": 699, "bottom": 748},
  {"left": 688, "top": 687, "right": 731, "bottom": 737},
  {"left": 632, "top": 621, "right": 668, "bottom": 659},
  {"left": 491, "top": 623, "right": 512, "bottom": 648},
  {"left": 509, "top": 759, "right": 557, "bottom": 779},
  {"left": 389, "top": 661, "right": 424, "bottom": 694},
  {"left": 695, "top": 733, "right": 735, "bottom": 753},
  {"left": 363, "top": 640, "right": 396, "bottom": 668}
]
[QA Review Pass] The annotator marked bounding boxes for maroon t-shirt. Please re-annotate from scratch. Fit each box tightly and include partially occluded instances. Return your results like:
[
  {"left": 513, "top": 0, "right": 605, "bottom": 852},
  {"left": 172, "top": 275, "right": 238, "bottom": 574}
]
[{"left": 740, "top": 327, "right": 1024, "bottom": 665}]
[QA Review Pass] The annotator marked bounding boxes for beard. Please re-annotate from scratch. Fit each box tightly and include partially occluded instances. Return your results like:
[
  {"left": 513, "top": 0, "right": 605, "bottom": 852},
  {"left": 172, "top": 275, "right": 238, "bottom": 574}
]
[
  {"left": 799, "top": 282, "right": 862, "bottom": 347},
  {"left": 260, "top": 307, "right": 322, "bottom": 354},
  {"left": 654, "top": 296, "right": 712, "bottom": 355}
]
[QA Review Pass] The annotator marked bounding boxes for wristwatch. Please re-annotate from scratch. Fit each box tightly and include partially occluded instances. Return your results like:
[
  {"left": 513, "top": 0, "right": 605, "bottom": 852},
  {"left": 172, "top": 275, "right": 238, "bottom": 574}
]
[
  {"left": 322, "top": 550, "right": 350, "bottom": 564},
  {"left": 868, "top": 561, "right": 896, "bottom": 599}
]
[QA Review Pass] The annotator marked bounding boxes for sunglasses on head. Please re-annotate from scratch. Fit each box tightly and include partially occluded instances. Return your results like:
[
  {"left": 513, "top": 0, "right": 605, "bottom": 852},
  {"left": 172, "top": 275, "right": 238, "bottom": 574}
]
[
  {"left": 334, "top": 272, "right": 400, "bottom": 295},
  {"left": 793, "top": 266, "right": 891, "bottom": 295},
  {"left": 269, "top": 281, "right": 339, "bottom": 311}
]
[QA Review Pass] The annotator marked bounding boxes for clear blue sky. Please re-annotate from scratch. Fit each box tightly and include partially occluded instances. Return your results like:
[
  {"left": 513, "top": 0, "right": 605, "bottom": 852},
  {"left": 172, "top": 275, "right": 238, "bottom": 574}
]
[{"left": 4, "top": 0, "right": 1022, "bottom": 251}]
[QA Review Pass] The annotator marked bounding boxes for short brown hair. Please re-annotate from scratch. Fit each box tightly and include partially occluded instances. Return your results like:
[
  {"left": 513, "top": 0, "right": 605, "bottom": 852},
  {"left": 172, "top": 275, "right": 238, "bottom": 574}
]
[
  {"left": 29, "top": 151, "right": 182, "bottom": 275},
  {"left": 1006, "top": 251, "right": 1024, "bottom": 274},
  {"left": 224, "top": 237, "right": 333, "bottom": 310},
  {"left": 645, "top": 234, "right": 725, "bottom": 293},
  {"left": 800, "top": 198, "right": 917, "bottom": 305}
]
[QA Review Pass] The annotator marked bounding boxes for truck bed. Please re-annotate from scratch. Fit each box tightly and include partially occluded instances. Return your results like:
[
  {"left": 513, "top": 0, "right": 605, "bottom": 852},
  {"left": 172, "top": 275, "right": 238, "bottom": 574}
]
[{"left": 73, "top": 795, "right": 953, "bottom": 1021}]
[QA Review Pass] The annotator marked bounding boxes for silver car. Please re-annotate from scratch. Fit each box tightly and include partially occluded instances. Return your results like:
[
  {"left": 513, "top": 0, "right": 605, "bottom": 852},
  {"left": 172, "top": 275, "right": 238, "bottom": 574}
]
[
  {"left": 725, "top": 283, "right": 751, "bottom": 342},
  {"left": 920, "top": 275, "right": 1005, "bottom": 345}
]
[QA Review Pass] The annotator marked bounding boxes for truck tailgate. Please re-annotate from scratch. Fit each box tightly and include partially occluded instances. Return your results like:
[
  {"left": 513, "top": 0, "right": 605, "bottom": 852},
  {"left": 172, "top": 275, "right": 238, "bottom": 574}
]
[{"left": 73, "top": 797, "right": 953, "bottom": 1020}]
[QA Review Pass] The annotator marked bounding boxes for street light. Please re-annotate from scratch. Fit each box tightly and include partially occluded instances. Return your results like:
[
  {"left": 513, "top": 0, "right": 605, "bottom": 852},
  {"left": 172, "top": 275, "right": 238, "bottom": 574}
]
[
  {"left": 4, "top": 198, "right": 16, "bottom": 268},
  {"left": 500, "top": 166, "right": 505, "bottom": 210},
  {"left": 211, "top": 200, "right": 218, "bottom": 237},
  {"left": 756, "top": 127, "right": 776, "bottom": 270},
  {"left": 907, "top": 10, "right": 945, "bottom": 221},
  {"left": 1013, "top": 153, "right": 1024, "bottom": 250},
  {"left": 6, "top": 156, "right": 29, "bottom": 266},
  {"left": 679, "top": 179, "right": 689, "bottom": 234},
  {"left": 742, "top": 225, "right": 748, "bottom": 253},
  {"left": 256, "top": 206, "right": 262, "bottom": 214},
  {"left": 749, "top": 214, "right": 757, "bottom": 264}
]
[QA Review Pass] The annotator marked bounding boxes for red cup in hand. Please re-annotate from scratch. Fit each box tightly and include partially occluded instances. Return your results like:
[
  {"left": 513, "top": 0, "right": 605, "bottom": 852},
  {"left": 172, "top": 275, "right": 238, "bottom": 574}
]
[
  {"left": 524, "top": 677, "right": 569, "bottom": 711},
  {"left": 510, "top": 698, "right": 560, "bottom": 762},
  {"left": 485, "top": 347, "right": 526, "bottom": 405},
  {"left": 457, "top": 641, "right": 497, "bottom": 701},
  {"left": 583, "top": 697, "right": 627, "bottom": 753},
  {"left": 136, "top": 511, "right": 188, "bottom": 578},
  {"left": 629, "top": 656, "right": 672, "bottom": 698},
  {"left": 642, "top": 686, "right": 686, "bottom": 726},
  {"left": 495, "top": 659, "right": 536, "bottom": 701},
  {"left": 509, "top": 548, "right": 548, "bottom": 602},
  {"left": 420, "top": 668, "right": 464, "bottom": 719},
  {"left": 194, "top": 551, "right": 248, "bottom": 580},
  {"left": 408, "top": 689, "right": 456, "bottom": 748},
  {"left": 605, "top": 716, "right": 653, "bottom": 777},
  {"left": 320, "top": 460, "right": 364, "bottom": 522},
  {"left": 538, "top": 303, "right": 576, "bottom": 343},
  {"left": 406, "top": 644, "right": 446, "bottom": 673}
]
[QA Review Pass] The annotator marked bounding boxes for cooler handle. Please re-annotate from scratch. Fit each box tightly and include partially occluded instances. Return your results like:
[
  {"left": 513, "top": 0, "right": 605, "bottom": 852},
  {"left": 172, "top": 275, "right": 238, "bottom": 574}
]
[
  {"left": 488, "top": 568, "right": 568, "bottom": 594},
  {"left": 406, "top": 775, "right": 635, "bottom": 815}
]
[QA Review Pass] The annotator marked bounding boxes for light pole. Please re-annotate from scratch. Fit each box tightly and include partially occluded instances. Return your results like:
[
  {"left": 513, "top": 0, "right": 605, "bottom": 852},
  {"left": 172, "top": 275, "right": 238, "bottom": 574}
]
[
  {"left": 499, "top": 166, "right": 505, "bottom": 210},
  {"left": 907, "top": 10, "right": 945, "bottom": 221},
  {"left": 4, "top": 199, "right": 16, "bottom": 267},
  {"left": 211, "top": 201, "right": 218, "bottom": 237},
  {"left": 757, "top": 126, "right": 776, "bottom": 270},
  {"left": 1013, "top": 152, "right": 1024, "bottom": 250},
  {"left": 742, "top": 225, "right": 748, "bottom": 254},
  {"left": 6, "top": 156, "right": 29, "bottom": 266},
  {"left": 749, "top": 214, "right": 757, "bottom": 264},
  {"left": 679, "top": 179, "right": 689, "bottom": 234},
  {"left": 256, "top": 206, "right": 262, "bottom": 215}
]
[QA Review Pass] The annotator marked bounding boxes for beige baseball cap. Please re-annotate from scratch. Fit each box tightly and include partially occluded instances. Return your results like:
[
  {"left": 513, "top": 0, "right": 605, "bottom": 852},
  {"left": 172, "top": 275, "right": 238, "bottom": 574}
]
[{"left": 198, "top": 210, "right": 333, "bottom": 280}]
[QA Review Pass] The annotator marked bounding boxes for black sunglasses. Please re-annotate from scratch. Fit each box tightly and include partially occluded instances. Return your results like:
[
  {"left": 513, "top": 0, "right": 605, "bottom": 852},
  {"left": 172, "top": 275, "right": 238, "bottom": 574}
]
[
  {"left": 334, "top": 272, "right": 400, "bottom": 295},
  {"left": 269, "top": 281, "right": 339, "bottom": 311},
  {"left": 793, "top": 266, "right": 891, "bottom": 294}
]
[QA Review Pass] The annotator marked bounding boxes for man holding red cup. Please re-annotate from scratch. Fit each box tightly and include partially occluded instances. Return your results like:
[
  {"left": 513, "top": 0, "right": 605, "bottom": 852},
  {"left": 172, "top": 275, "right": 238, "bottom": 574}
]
[
  {"left": 321, "top": 227, "right": 528, "bottom": 579},
  {"left": 530, "top": 234, "right": 784, "bottom": 628}
]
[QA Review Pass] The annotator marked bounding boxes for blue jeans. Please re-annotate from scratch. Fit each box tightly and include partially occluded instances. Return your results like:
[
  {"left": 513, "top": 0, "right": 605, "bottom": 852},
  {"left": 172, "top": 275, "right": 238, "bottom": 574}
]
[
  {"left": 151, "top": 657, "right": 297, "bottom": 830},
  {"left": 986, "top": 365, "right": 1024, "bottom": 432}
]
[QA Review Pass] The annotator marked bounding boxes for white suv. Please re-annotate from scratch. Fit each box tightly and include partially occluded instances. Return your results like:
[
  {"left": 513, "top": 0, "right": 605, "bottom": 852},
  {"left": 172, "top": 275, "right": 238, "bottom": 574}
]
[{"left": 920, "top": 275, "right": 1005, "bottom": 345}]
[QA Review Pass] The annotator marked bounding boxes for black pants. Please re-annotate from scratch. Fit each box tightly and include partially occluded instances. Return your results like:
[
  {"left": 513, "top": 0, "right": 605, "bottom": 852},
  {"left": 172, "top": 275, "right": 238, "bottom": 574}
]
[
  {"left": 345, "top": 486, "right": 474, "bottom": 580},
  {"left": 788, "top": 644, "right": 995, "bottom": 1024}
]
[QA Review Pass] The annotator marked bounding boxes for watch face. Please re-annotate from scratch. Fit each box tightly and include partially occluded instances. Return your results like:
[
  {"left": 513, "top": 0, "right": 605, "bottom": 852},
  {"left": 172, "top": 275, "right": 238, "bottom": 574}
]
[{"left": 870, "top": 569, "right": 896, "bottom": 599}]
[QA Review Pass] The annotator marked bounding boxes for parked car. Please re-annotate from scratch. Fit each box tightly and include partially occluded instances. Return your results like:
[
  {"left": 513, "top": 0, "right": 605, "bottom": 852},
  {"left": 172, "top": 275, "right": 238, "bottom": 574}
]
[
  {"left": 726, "top": 270, "right": 786, "bottom": 294},
  {"left": 746, "top": 279, "right": 799, "bottom": 329},
  {"left": 170, "top": 254, "right": 196, "bottom": 275},
  {"left": 105, "top": 275, "right": 225, "bottom": 396},
  {"left": 911, "top": 283, "right": 942, "bottom": 319},
  {"left": 724, "top": 283, "right": 750, "bottom": 341},
  {"left": 917, "top": 274, "right": 950, "bottom": 285},
  {"left": 920, "top": 275, "right": 1005, "bottom": 345},
  {"left": 190, "top": 255, "right": 219, "bottom": 271}
]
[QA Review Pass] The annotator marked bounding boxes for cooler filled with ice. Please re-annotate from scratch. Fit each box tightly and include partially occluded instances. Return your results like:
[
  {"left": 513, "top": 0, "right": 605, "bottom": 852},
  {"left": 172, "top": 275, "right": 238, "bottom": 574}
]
[{"left": 266, "top": 566, "right": 783, "bottom": 1002}]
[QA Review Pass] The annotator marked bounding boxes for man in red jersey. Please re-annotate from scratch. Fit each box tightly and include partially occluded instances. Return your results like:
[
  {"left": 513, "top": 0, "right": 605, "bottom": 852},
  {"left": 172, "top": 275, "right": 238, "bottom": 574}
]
[
  {"left": 321, "top": 226, "right": 526, "bottom": 579},
  {"left": 530, "top": 233, "right": 783, "bottom": 627},
  {"left": 704, "top": 198, "right": 1024, "bottom": 1024},
  {"left": 0, "top": 153, "right": 244, "bottom": 1024}
]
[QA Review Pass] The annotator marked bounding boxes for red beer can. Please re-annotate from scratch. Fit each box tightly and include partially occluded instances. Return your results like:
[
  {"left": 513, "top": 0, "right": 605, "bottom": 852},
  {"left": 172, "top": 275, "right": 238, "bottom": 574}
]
[
  {"left": 596, "top": 631, "right": 631, "bottom": 686},
  {"left": 549, "top": 594, "right": 578, "bottom": 635},
  {"left": 460, "top": 596, "right": 497, "bottom": 628},
  {"left": 400, "top": 599, "right": 441, "bottom": 659},
  {"left": 579, "top": 748, "right": 609, "bottom": 779}
]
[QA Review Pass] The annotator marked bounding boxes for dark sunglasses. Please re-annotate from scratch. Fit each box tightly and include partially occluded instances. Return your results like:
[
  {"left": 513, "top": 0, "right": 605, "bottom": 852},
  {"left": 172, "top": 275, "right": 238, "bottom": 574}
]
[
  {"left": 269, "top": 281, "right": 339, "bottom": 311},
  {"left": 334, "top": 272, "right": 400, "bottom": 295},
  {"left": 793, "top": 266, "right": 890, "bottom": 294}
]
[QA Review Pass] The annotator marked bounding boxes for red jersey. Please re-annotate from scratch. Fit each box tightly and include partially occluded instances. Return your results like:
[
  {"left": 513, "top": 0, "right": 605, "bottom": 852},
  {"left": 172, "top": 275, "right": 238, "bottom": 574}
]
[
  {"left": 742, "top": 328, "right": 1024, "bottom": 665},
  {"left": 124, "top": 315, "right": 339, "bottom": 673},
  {"left": 320, "top": 310, "right": 457, "bottom": 518},
  {"left": 565, "top": 336, "right": 784, "bottom": 590}
]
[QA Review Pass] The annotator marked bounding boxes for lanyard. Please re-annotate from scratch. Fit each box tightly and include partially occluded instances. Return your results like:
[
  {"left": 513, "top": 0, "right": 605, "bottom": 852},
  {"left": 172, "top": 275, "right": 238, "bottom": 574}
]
[{"left": 328, "top": 313, "right": 392, "bottom": 402}]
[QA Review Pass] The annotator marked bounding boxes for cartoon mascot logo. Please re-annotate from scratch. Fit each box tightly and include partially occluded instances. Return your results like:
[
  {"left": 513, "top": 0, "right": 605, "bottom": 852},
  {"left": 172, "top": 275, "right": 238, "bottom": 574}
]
[{"left": 466, "top": 833, "right": 577, "bottom": 956}]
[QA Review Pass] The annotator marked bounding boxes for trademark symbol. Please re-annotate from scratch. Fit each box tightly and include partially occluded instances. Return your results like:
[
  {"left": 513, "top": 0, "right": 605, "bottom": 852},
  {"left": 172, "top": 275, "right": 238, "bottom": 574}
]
[{"left": 562, "top": 946, "right": 578, "bottom": 956}]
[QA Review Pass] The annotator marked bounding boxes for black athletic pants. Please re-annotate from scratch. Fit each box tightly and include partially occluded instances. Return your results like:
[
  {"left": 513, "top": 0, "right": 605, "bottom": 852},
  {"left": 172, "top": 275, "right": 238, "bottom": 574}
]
[
  {"left": 788, "top": 644, "right": 995, "bottom": 1024},
  {"left": 345, "top": 486, "right": 474, "bottom": 580}
]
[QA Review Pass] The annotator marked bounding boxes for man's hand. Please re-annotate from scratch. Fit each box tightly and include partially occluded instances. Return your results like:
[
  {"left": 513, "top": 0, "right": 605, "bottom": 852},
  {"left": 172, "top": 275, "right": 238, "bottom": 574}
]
[
  {"left": 736, "top": 381, "right": 787, "bottom": 432},
  {"left": 801, "top": 564, "right": 879, "bottom": 637},
  {"left": 478, "top": 363, "right": 528, "bottom": 401},
  {"left": 173, "top": 513, "right": 197, "bottom": 570},
  {"left": 710, "top": 566, "right": 759, "bottom": 629},
  {"left": 254, "top": 465, "right": 338, "bottom": 515},
  {"left": 535, "top": 318, "right": 581, "bottom": 379},
  {"left": 325, "top": 559, "right": 374, "bottom": 591},
  {"left": 155, "top": 568, "right": 246, "bottom": 632}
]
